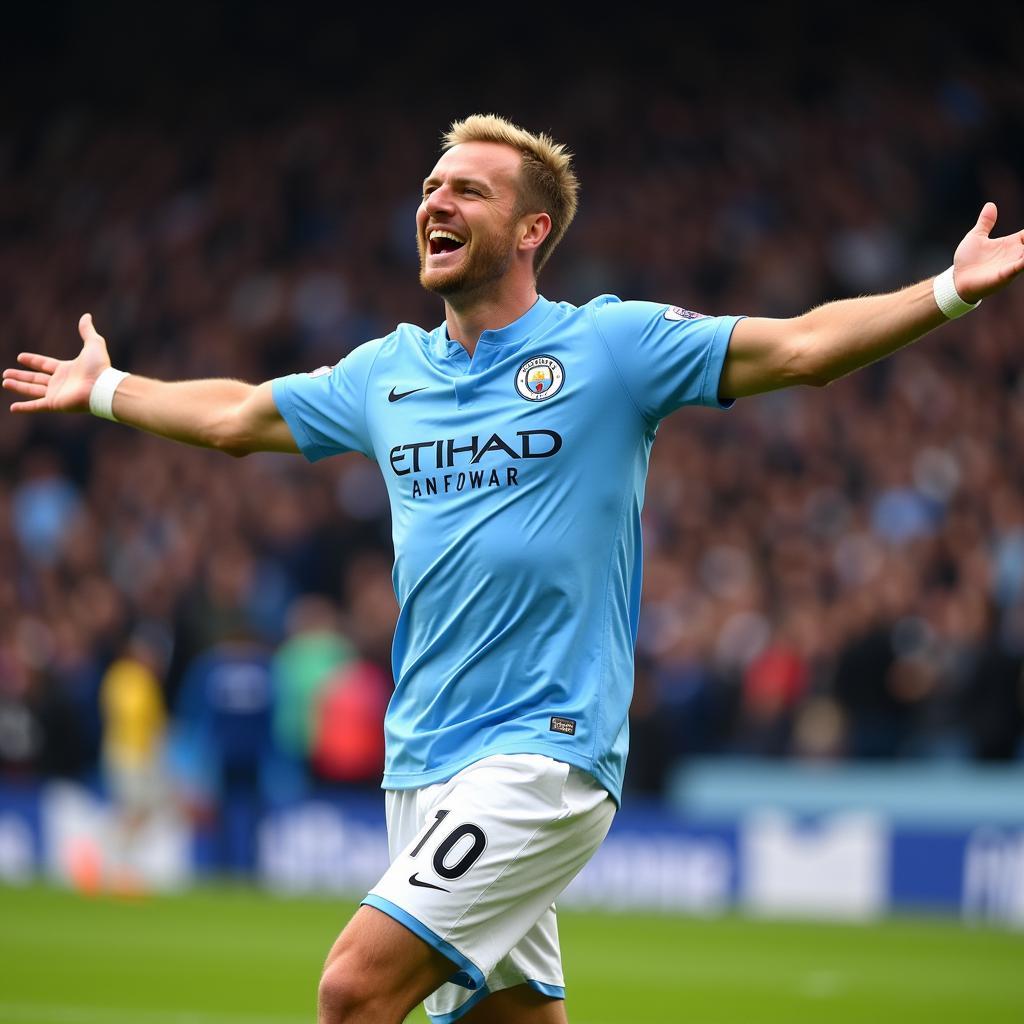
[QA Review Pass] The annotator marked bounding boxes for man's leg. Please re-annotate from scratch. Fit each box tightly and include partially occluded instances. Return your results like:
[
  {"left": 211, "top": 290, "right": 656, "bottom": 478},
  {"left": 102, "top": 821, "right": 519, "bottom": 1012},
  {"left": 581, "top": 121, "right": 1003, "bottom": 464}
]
[
  {"left": 317, "top": 905, "right": 457, "bottom": 1024},
  {"left": 318, "top": 908, "right": 571, "bottom": 1024},
  {"left": 461, "top": 984, "right": 569, "bottom": 1024}
]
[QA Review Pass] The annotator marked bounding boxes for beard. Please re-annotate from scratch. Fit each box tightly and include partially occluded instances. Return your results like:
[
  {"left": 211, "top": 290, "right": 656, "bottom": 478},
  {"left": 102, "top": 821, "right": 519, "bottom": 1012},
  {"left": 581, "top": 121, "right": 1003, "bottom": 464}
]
[{"left": 418, "top": 219, "right": 518, "bottom": 299}]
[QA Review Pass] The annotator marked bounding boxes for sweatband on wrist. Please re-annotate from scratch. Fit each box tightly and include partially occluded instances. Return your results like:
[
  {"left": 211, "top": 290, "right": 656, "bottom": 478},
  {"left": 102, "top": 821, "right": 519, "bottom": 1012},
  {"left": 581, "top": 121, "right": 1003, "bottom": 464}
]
[
  {"left": 933, "top": 266, "right": 981, "bottom": 320},
  {"left": 89, "top": 367, "right": 129, "bottom": 421}
]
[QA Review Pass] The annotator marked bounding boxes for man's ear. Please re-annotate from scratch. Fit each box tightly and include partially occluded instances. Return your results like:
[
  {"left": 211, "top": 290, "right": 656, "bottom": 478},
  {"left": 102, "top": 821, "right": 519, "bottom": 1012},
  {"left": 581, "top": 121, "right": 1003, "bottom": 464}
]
[{"left": 519, "top": 212, "right": 552, "bottom": 254}]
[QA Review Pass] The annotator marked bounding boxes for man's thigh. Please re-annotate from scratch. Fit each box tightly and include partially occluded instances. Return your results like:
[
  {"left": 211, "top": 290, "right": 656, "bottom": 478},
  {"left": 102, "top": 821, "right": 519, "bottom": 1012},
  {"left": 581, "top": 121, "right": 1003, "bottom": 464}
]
[
  {"left": 319, "top": 905, "right": 456, "bottom": 1022},
  {"left": 319, "top": 909, "right": 571, "bottom": 1024}
]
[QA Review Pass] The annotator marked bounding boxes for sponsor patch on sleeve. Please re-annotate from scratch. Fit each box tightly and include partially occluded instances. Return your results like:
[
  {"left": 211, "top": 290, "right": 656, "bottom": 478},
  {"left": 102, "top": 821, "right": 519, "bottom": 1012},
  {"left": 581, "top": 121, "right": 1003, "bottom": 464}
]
[
  {"left": 550, "top": 716, "right": 577, "bottom": 736},
  {"left": 306, "top": 364, "right": 335, "bottom": 378},
  {"left": 664, "top": 305, "right": 709, "bottom": 321}
]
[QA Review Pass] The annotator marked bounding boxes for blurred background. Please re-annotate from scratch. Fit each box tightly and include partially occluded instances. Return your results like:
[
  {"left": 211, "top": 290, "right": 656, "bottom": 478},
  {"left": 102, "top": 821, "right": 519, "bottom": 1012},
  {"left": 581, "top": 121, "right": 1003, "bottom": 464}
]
[{"left": 1, "top": 3, "right": 1023, "bottom": 931}]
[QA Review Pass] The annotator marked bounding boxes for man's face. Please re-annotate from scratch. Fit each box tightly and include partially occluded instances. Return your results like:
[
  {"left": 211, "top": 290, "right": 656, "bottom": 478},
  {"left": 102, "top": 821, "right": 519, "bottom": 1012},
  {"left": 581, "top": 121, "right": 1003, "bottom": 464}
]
[{"left": 416, "top": 142, "right": 525, "bottom": 298}]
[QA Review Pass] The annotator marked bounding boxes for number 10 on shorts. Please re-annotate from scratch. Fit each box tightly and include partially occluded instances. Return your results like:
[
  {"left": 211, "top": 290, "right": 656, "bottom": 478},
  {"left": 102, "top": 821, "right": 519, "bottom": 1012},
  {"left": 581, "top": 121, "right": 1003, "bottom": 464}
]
[{"left": 409, "top": 809, "right": 488, "bottom": 885}]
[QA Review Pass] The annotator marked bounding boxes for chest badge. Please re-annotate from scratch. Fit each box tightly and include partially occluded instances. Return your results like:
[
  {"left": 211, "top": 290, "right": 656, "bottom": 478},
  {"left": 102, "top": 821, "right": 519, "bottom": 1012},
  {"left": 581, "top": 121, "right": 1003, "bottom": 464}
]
[{"left": 515, "top": 355, "right": 565, "bottom": 402}]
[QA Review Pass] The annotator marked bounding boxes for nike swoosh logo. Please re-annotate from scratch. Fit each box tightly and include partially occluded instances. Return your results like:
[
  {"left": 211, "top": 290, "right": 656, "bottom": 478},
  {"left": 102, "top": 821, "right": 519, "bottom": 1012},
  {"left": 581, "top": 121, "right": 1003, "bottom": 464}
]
[
  {"left": 408, "top": 872, "right": 450, "bottom": 892},
  {"left": 389, "top": 386, "right": 428, "bottom": 403}
]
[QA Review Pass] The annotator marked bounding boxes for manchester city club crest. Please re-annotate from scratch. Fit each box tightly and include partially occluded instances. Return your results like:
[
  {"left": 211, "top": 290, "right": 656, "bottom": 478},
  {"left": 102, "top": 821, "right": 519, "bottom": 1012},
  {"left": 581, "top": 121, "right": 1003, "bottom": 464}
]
[{"left": 515, "top": 355, "right": 565, "bottom": 402}]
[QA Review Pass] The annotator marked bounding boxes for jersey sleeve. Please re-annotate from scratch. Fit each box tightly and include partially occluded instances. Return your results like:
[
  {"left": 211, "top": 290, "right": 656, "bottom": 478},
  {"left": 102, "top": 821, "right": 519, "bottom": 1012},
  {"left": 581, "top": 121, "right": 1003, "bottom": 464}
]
[
  {"left": 590, "top": 297, "right": 742, "bottom": 424},
  {"left": 271, "top": 339, "right": 381, "bottom": 462}
]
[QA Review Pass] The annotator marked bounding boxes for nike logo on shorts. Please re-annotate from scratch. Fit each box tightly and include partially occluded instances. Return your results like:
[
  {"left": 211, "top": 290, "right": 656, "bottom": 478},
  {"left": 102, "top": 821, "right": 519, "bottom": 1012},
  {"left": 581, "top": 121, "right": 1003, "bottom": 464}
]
[
  {"left": 408, "top": 872, "right": 450, "bottom": 892},
  {"left": 389, "top": 386, "right": 428, "bottom": 402}
]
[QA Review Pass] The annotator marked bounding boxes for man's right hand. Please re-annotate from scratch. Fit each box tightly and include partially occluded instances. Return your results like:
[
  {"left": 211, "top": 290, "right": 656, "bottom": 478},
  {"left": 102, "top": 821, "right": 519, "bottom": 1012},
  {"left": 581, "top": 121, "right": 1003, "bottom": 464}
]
[
  {"left": 3, "top": 312, "right": 111, "bottom": 414},
  {"left": 4, "top": 313, "right": 300, "bottom": 456}
]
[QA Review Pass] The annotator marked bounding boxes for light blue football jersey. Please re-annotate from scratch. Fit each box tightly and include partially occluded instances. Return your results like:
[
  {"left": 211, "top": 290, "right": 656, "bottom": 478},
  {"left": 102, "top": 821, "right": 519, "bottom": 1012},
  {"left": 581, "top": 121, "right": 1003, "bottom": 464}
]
[{"left": 272, "top": 295, "right": 740, "bottom": 804}]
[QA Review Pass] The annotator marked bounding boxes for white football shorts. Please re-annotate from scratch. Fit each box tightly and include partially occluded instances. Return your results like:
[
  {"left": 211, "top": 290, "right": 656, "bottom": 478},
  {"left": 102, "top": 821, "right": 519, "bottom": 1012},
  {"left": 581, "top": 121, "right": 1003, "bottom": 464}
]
[{"left": 362, "top": 753, "right": 615, "bottom": 1022}]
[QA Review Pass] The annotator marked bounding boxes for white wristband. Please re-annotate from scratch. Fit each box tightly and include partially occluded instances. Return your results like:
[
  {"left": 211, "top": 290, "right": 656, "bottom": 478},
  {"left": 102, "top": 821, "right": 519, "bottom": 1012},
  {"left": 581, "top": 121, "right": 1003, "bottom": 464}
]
[
  {"left": 933, "top": 266, "right": 981, "bottom": 320},
  {"left": 89, "top": 367, "right": 129, "bottom": 421}
]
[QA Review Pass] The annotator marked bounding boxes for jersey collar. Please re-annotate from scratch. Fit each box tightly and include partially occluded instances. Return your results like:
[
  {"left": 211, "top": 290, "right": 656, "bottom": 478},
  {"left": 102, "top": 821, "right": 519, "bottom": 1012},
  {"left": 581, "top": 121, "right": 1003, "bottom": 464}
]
[{"left": 431, "top": 296, "right": 555, "bottom": 359}]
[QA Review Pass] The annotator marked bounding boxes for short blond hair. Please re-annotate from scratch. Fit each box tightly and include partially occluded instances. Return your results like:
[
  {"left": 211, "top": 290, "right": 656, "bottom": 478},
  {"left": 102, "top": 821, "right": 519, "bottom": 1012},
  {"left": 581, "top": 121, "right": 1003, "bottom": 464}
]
[{"left": 443, "top": 114, "right": 579, "bottom": 275}]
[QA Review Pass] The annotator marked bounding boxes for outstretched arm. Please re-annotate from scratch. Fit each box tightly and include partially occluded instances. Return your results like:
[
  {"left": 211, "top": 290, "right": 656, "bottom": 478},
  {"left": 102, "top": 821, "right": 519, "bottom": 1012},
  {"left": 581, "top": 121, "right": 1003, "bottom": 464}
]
[
  {"left": 2, "top": 314, "right": 299, "bottom": 457},
  {"left": 719, "top": 203, "right": 1024, "bottom": 400}
]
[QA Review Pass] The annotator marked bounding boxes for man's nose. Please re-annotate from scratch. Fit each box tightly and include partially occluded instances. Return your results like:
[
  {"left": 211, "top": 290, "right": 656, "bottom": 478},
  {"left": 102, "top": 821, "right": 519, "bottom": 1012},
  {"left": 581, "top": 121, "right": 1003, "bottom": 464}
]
[{"left": 424, "top": 185, "right": 455, "bottom": 215}]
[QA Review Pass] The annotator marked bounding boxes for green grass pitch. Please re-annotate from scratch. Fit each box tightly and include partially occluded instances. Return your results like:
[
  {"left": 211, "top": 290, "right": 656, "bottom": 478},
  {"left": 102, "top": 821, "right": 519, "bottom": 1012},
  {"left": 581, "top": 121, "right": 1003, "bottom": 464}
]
[{"left": 0, "top": 884, "right": 1021, "bottom": 1023}]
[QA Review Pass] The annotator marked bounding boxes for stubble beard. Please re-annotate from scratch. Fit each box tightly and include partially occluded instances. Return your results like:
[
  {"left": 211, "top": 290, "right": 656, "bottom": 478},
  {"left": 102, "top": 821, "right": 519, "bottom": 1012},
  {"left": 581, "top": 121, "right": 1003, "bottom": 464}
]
[{"left": 418, "top": 221, "right": 518, "bottom": 301}]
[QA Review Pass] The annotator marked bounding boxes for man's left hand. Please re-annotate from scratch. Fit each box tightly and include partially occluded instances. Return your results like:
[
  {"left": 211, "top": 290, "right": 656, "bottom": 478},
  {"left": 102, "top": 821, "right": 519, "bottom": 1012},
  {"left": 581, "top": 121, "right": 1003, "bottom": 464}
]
[{"left": 952, "top": 202, "right": 1024, "bottom": 303}]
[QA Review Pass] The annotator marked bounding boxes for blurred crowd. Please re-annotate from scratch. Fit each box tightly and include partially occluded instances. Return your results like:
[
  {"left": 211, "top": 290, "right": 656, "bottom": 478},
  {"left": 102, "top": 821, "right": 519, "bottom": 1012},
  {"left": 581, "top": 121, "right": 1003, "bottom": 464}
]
[{"left": 2, "top": 26, "right": 1024, "bottom": 812}]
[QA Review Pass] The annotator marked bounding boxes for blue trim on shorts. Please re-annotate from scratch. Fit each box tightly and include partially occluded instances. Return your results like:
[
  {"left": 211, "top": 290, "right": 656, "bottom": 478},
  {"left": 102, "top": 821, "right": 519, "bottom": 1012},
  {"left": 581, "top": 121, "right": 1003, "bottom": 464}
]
[
  {"left": 360, "top": 894, "right": 487, "bottom": 993},
  {"left": 426, "top": 979, "right": 565, "bottom": 1023},
  {"left": 528, "top": 980, "right": 566, "bottom": 999},
  {"left": 426, "top": 984, "right": 492, "bottom": 1024}
]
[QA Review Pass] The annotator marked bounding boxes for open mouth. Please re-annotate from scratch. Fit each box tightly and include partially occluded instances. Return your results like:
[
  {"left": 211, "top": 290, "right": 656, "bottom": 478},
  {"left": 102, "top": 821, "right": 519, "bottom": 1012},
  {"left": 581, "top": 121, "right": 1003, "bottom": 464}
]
[{"left": 428, "top": 229, "right": 467, "bottom": 256}]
